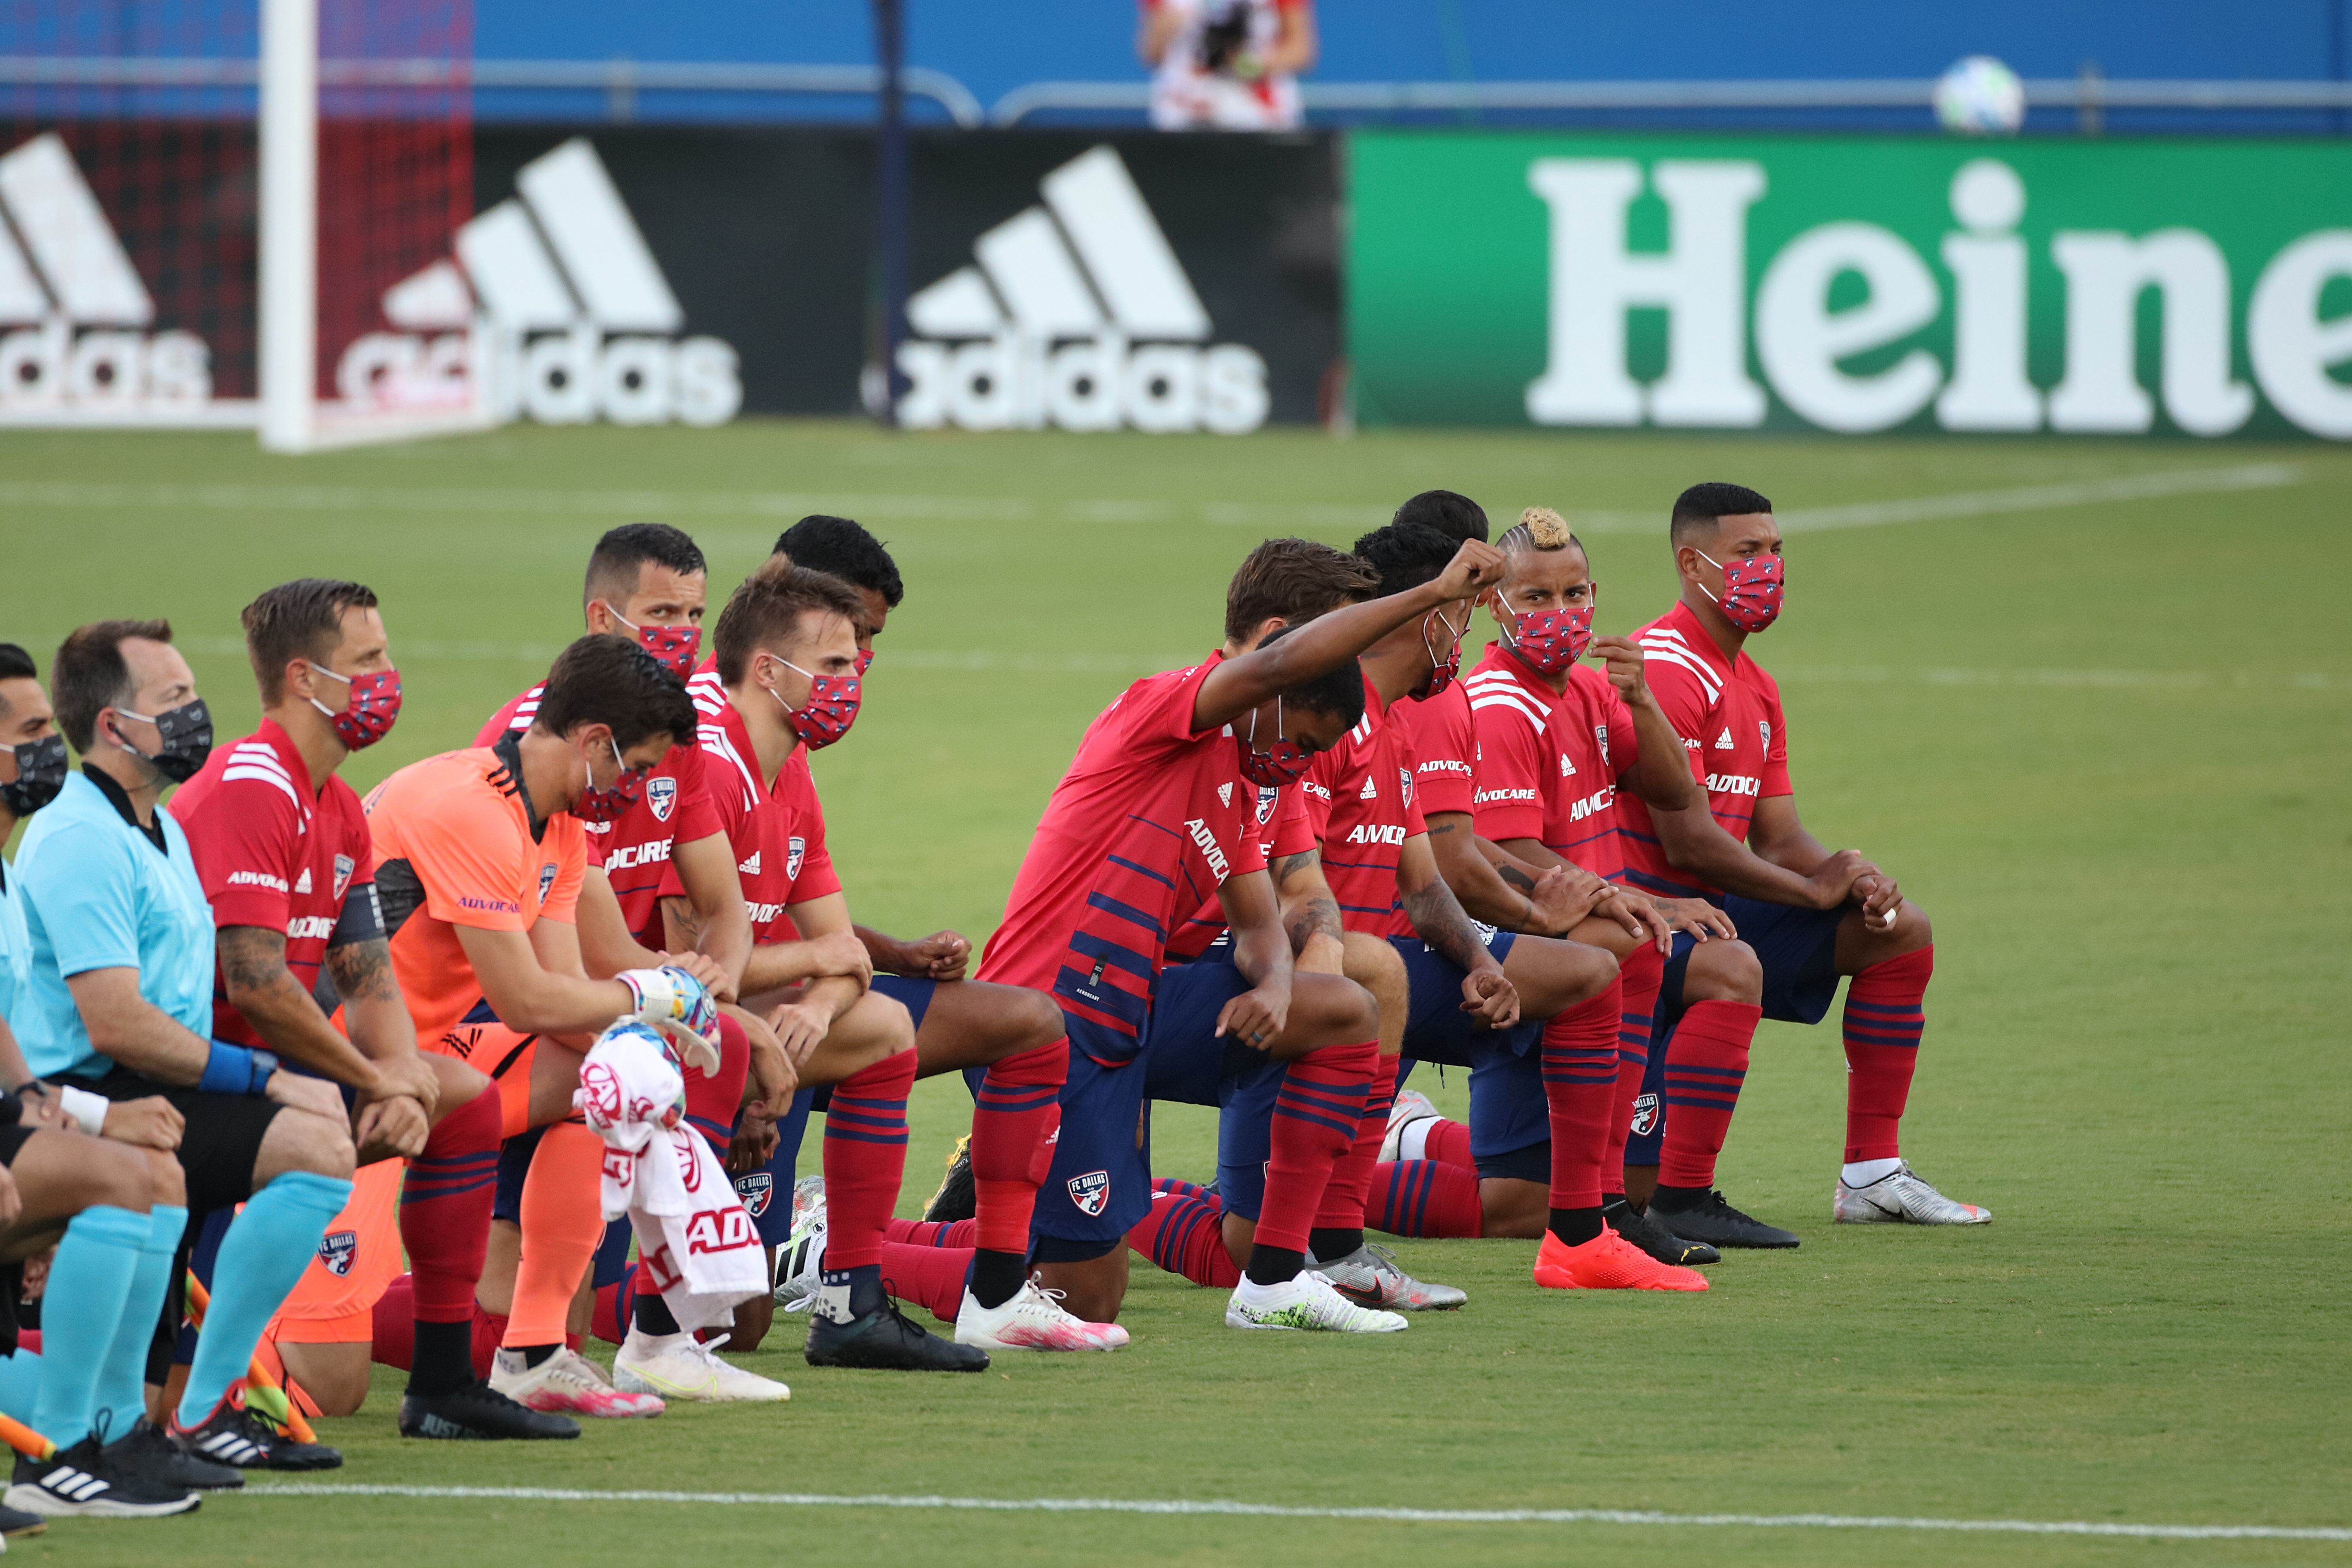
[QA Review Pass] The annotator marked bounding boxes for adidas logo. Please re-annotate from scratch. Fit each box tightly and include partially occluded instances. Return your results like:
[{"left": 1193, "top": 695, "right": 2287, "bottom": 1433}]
[
  {"left": 294, "top": 867, "right": 313, "bottom": 895},
  {"left": 1714, "top": 727, "right": 1735, "bottom": 751},
  {"left": 896, "top": 146, "right": 1268, "bottom": 435},
  {"left": 0, "top": 133, "right": 214, "bottom": 414},
  {"left": 1217, "top": 781, "right": 1234, "bottom": 807},
  {"left": 1559, "top": 752, "right": 1577, "bottom": 777},
  {"left": 738, "top": 851, "right": 762, "bottom": 876},
  {"left": 1358, "top": 775, "right": 1379, "bottom": 800},
  {"left": 36, "top": 1462, "right": 111, "bottom": 1503},
  {"left": 343, "top": 138, "right": 739, "bottom": 428}
]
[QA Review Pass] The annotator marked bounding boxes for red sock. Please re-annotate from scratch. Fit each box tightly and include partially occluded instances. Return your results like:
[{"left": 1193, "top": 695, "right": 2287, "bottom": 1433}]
[
  {"left": 401, "top": 1085, "right": 501, "bottom": 1323},
  {"left": 470, "top": 1304, "right": 506, "bottom": 1379},
  {"left": 879, "top": 1241, "right": 972, "bottom": 1324},
  {"left": 1369, "top": 1160, "right": 1483, "bottom": 1237},
  {"left": 1424, "top": 1116, "right": 1473, "bottom": 1169},
  {"left": 821, "top": 1045, "right": 917, "bottom": 1270},
  {"left": 1256, "top": 1041, "right": 1375, "bottom": 1255},
  {"left": 1608, "top": 944, "right": 1664, "bottom": 1191},
  {"left": 1126, "top": 1186, "right": 1239, "bottom": 1288},
  {"left": 885, "top": 1217, "right": 978, "bottom": 1249},
  {"left": 1842, "top": 945, "right": 1932, "bottom": 1162},
  {"left": 683, "top": 1012, "right": 754, "bottom": 1154},
  {"left": 1541, "top": 977, "right": 1623, "bottom": 1210},
  {"left": 1659, "top": 1000, "right": 1763, "bottom": 1188},
  {"left": 590, "top": 1262, "right": 637, "bottom": 1346},
  {"left": 1314, "top": 1053, "right": 1396, "bottom": 1231},
  {"left": 371, "top": 1275, "right": 415, "bottom": 1370},
  {"left": 505, "top": 1119, "right": 606, "bottom": 1348},
  {"left": 970, "top": 1036, "right": 1067, "bottom": 1255}
]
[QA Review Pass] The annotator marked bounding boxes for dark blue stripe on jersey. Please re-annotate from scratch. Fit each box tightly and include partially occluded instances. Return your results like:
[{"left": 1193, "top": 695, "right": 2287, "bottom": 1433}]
[
  {"left": 1067, "top": 928, "right": 1159, "bottom": 981},
  {"left": 1054, "top": 967, "right": 1150, "bottom": 1030},
  {"left": 1083, "top": 890, "right": 1166, "bottom": 939},
  {"left": 1105, "top": 853, "right": 1176, "bottom": 889},
  {"left": 1621, "top": 865, "right": 1705, "bottom": 899}
]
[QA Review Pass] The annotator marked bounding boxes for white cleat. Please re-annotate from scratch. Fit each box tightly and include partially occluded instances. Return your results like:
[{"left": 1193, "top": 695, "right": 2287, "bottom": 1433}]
[
  {"left": 613, "top": 1329, "right": 791, "bottom": 1402},
  {"left": 1380, "top": 1086, "right": 1442, "bottom": 1162},
  {"left": 1833, "top": 1162, "right": 1992, "bottom": 1225},
  {"left": 489, "top": 1347, "right": 664, "bottom": 1418},
  {"left": 1226, "top": 1271, "right": 1408, "bottom": 1334},
  {"left": 954, "top": 1276, "right": 1128, "bottom": 1353},
  {"left": 772, "top": 1196, "right": 828, "bottom": 1309},
  {"left": 1310, "top": 1242, "right": 1467, "bottom": 1311}
]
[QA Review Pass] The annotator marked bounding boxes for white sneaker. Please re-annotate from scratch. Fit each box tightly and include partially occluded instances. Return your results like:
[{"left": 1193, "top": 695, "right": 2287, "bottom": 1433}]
[
  {"left": 772, "top": 1201, "right": 828, "bottom": 1309},
  {"left": 489, "top": 1347, "right": 664, "bottom": 1418},
  {"left": 613, "top": 1329, "right": 791, "bottom": 1402},
  {"left": 1833, "top": 1162, "right": 1992, "bottom": 1225},
  {"left": 1380, "top": 1087, "right": 1442, "bottom": 1162},
  {"left": 1225, "top": 1271, "right": 1408, "bottom": 1333},
  {"left": 954, "top": 1276, "right": 1129, "bottom": 1352}
]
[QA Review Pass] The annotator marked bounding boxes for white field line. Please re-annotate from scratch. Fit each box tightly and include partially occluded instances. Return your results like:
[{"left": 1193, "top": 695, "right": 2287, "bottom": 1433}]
[
  {"left": 241, "top": 1483, "right": 2352, "bottom": 1541},
  {"left": 0, "top": 462, "right": 2304, "bottom": 534}
]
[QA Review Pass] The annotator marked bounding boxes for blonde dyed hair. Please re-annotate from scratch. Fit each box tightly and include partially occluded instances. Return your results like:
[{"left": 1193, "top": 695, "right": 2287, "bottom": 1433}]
[{"left": 1497, "top": 506, "right": 1581, "bottom": 555}]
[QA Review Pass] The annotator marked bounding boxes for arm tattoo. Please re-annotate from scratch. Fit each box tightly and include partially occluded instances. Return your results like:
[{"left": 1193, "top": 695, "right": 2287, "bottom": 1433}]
[
  {"left": 218, "top": 925, "right": 292, "bottom": 995},
  {"left": 662, "top": 895, "right": 704, "bottom": 944},
  {"left": 1269, "top": 849, "right": 1321, "bottom": 890},
  {"left": 325, "top": 937, "right": 401, "bottom": 1004},
  {"left": 1426, "top": 820, "right": 1457, "bottom": 836},
  {"left": 1494, "top": 863, "right": 1537, "bottom": 895},
  {"left": 1285, "top": 895, "right": 1343, "bottom": 954},
  {"left": 1401, "top": 879, "right": 1491, "bottom": 974}
]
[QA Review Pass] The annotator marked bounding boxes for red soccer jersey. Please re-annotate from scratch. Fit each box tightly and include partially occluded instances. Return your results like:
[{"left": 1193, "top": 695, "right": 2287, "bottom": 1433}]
[
  {"left": 478, "top": 681, "right": 720, "bottom": 945},
  {"left": 1615, "top": 600, "right": 1791, "bottom": 900},
  {"left": 669, "top": 694, "right": 843, "bottom": 943},
  {"left": 976, "top": 658, "right": 1261, "bottom": 1064},
  {"left": 1161, "top": 651, "right": 1293, "bottom": 963},
  {"left": 1289, "top": 678, "right": 1425, "bottom": 940},
  {"left": 1464, "top": 645, "right": 1637, "bottom": 883},
  {"left": 169, "top": 720, "right": 376, "bottom": 1048},
  {"left": 1392, "top": 679, "right": 1478, "bottom": 819}
]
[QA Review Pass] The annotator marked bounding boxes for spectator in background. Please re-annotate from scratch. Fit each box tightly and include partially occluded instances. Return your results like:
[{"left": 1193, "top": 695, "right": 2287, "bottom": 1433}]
[{"left": 1140, "top": 0, "right": 1316, "bottom": 130}]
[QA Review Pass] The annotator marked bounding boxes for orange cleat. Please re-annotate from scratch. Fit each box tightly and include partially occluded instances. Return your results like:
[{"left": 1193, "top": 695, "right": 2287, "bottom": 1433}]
[{"left": 1532, "top": 1225, "right": 1710, "bottom": 1292}]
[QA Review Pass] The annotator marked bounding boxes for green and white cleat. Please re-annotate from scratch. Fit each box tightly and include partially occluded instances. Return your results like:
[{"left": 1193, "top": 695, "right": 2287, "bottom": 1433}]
[
  {"left": 1834, "top": 1162, "right": 1990, "bottom": 1225},
  {"left": 772, "top": 1185, "right": 828, "bottom": 1309},
  {"left": 1225, "top": 1271, "right": 1408, "bottom": 1333},
  {"left": 1310, "top": 1242, "right": 1466, "bottom": 1311}
]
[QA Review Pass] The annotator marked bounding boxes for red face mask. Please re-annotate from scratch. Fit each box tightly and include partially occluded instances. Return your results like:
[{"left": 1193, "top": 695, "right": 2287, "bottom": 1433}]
[
  {"left": 609, "top": 606, "right": 701, "bottom": 679},
  {"left": 769, "top": 657, "right": 862, "bottom": 750},
  {"left": 1498, "top": 588, "right": 1593, "bottom": 676},
  {"left": 307, "top": 663, "right": 402, "bottom": 750},
  {"left": 576, "top": 739, "right": 648, "bottom": 824},
  {"left": 1419, "top": 605, "right": 1467, "bottom": 699},
  {"left": 1696, "top": 549, "right": 1784, "bottom": 634},
  {"left": 855, "top": 647, "right": 875, "bottom": 676},
  {"left": 1237, "top": 698, "right": 1311, "bottom": 786}
]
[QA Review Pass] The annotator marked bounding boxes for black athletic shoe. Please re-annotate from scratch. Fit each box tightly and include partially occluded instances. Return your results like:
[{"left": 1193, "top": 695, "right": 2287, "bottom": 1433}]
[
  {"left": 1605, "top": 1198, "right": 1721, "bottom": 1267},
  {"left": 5, "top": 1438, "right": 199, "bottom": 1517},
  {"left": 921, "top": 1135, "right": 976, "bottom": 1224},
  {"left": 103, "top": 1418, "right": 244, "bottom": 1491},
  {"left": 400, "top": 1380, "right": 582, "bottom": 1440},
  {"left": 0, "top": 1503, "right": 45, "bottom": 1538},
  {"left": 170, "top": 1397, "right": 343, "bottom": 1471},
  {"left": 804, "top": 1298, "right": 990, "bottom": 1372},
  {"left": 1647, "top": 1188, "right": 1801, "bottom": 1249}
]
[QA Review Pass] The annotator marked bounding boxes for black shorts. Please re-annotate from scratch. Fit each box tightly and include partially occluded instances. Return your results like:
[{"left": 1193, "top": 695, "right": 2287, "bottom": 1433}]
[
  {"left": 68, "top": 1064, "right": 284, "bottom": 1217},
  {"left": 0, "top": 1123, "right": 31, "bottom": 1167}
]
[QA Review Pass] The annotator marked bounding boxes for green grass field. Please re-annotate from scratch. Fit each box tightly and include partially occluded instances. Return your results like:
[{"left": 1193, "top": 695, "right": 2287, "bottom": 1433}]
[{"left": 0, "top": 420, "right": 2347, "bottom": 1566}]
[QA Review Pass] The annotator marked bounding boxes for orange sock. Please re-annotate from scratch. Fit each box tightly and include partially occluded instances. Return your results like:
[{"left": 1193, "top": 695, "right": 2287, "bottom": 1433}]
[{"left": 503, "top": 1120, "right": 605, "bottom": 1350}]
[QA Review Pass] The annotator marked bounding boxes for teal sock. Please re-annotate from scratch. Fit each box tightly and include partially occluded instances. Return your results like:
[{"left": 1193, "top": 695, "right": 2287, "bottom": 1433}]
[
  {"left": 29, "top": 1206, "right": 149, "bottom": 1445},
  {"left": 0, "top": 1350, "right": 43, "bottom": 1426},
  {"left": 93, "top": 1204, "right": 184, "bottom": 1438},
  {"left": 176, "top": 1173, "right": 350, "bottom": 1427}
]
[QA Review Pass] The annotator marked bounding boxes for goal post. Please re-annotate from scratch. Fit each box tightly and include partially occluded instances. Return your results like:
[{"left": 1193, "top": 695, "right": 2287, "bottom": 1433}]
[{"left": 258, "top": 0, "right": 316, "bottom": 452}]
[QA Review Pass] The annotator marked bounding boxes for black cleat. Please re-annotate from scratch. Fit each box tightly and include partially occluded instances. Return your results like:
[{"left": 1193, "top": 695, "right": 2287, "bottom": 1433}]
[
  {"left": 1605, "top": 1198, "right": 1721, "bottom": 1267},
  {"left": 400, "top": 1381, "right": 581, "bottom": 1440},
  {"left": 104, "top": 1418, "right": 243, "bottom": 1491},
  {"left": 171, "top": 1397, "right": 343, "bottom": 1471},
  {"left": 1647, "top": 1188, "right": 1801, "bottom": 1249},
  {"left": 921, "top": 1135, "right": 976, "bottom": 1224},
  {"left": 0, "top": 1503, "right": 44, "bottom": 1537},
  {"left": 804, "top": 1298, "right": 990, "bottom": 1372},
  {"left": 6, "top": 1437, "right": 199, "bottom": 1517}
]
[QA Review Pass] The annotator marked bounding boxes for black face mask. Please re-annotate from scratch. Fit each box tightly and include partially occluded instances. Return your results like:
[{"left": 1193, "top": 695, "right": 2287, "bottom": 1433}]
[
  {"left": 0, "top": 734, "right": 67, "bottom": 816},
  {"left": 113, "top": 698, "right": 214, "bottom": 784}
]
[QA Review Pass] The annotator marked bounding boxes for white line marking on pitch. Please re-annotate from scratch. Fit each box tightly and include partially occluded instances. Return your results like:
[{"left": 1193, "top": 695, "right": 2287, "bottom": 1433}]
[
  {"left": 0, "top": 462, "right": 2304, "bottom": 534},
  {"left": 239, "top": 1484, "right": 2352, "bottom": 1541}
]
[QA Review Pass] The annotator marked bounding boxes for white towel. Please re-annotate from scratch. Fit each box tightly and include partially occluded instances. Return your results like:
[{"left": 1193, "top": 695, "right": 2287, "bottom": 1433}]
[{"left": 577, "top": 1023, "right": 765, "bottom": 1331}]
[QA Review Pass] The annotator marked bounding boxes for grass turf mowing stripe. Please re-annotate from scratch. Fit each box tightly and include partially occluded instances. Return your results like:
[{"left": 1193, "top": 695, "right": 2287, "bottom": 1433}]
[{"left": 241, "top": 1485, "right": 2352, "bottom": 1541}]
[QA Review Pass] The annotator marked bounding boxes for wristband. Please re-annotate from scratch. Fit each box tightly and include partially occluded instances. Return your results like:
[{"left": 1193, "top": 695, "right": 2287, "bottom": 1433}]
[
  {"left": 199, "top": 1041, "right": 280, "bottom": 1096},
  {"left": 59, "top": 1085, "right": 108, "bottom": 1136}
]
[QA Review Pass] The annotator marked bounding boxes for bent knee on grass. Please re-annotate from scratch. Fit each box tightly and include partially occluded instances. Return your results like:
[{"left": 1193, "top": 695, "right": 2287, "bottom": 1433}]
[
  {"left": 278, "top": 1341, "right": 372, "bottom": 1417},
  {"left": 1036, "top": 1252, "right": 1128, "bottom": 1324},
  {"left": 1480, "top": 1177, "right": 1547, "bottom": 1239},
  {"left": 1505, "top": 936, "right": 1619, "bottom": 1015}
]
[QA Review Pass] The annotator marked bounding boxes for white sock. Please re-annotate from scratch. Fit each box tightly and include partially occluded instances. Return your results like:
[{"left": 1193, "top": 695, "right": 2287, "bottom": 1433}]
[
  {"left": 1842, "top": 1157, "right": 1903, "bottom": 1186},
  {"left": 1398, "top": 1117, "right": 1438, "bottom": 1162}
]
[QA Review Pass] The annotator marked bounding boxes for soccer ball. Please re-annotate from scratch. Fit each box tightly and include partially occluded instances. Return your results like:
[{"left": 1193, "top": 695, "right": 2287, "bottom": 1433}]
[{"left": 1934, "top": 56, "right": 2026, "bottom": 136}]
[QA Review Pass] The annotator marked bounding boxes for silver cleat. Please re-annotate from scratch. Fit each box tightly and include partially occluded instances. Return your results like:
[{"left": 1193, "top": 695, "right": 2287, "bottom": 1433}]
[
  {"left": 1309, "top": 1242, "right": 1467, "bottom": 1311},
  {"left": 1379, "top": 1087, "right": 1442, "bottom": 1163},
  {"left": 1833, "top": 1162, "right": 1991, "bottom": 1225},
  {"left": 772, "top": 1180, "right": 828, "bottom": 1308}
]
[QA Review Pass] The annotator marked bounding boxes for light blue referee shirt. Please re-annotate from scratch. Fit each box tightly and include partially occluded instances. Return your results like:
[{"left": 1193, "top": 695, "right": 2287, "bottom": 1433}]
[
  {"left": 14, "top": 769, "right": 215, "bottom": 1079},
  {"left": 0, "top": 857, "right": 29, "bottom": 1044}
]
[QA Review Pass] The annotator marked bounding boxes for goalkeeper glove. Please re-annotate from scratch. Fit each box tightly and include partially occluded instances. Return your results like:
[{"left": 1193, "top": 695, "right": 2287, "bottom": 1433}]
[{"left": 617, "top": 965, "right": 722, "bottom": 1074}]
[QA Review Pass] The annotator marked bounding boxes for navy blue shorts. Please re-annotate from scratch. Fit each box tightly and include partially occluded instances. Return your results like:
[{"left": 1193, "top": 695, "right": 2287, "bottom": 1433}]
[
  {"left": 1391, "top": 930, "right": 1548, "bottom": 1173},
  {"left": 1036, "top": 956, "right": 1256, "bottom": 1255}
]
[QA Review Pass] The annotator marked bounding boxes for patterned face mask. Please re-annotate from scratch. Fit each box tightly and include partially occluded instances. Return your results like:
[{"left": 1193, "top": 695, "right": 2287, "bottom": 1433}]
[
  {"left": 0, "top": 734, "right": 67, "bottom": 816},
  {"left": 606, "top": 606, "right": 702, "bottom": 679},
  {"left": 1497, "top": 587, "right": 1593, "bottom": 675},
  {"left": 768, "top": 658, "right": 862, "bottom": 750},
  {"left": 113, "top": 698, "right": 213, "bottom": 783},
  {"left": 576, "top": 738, "right": 649, "bottom": 824},
  {"left": 1238, "top": 698, "right": 1311, "bottom": 786},
  {"left": 1695, "top": 548, "right": 1785, "bottom": 633},
  {"left": 1420, "top": 604, "right": 1469, "bottom": 699},
  {"left": 306, "top": 663, "right": 402, "bottom": 750}
]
